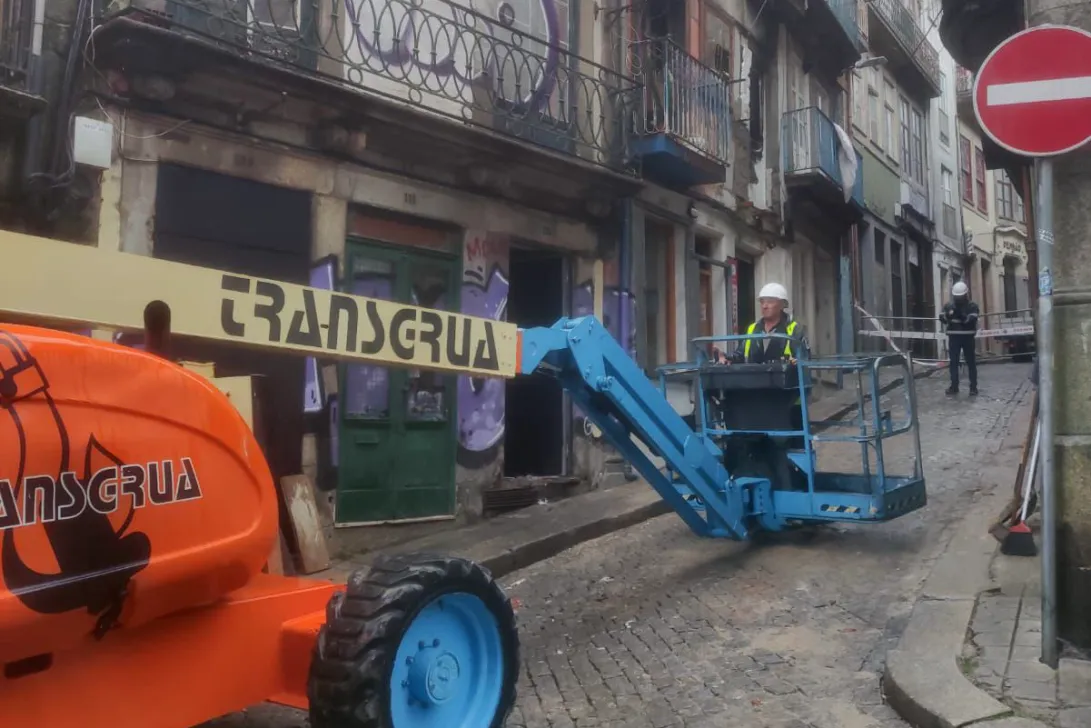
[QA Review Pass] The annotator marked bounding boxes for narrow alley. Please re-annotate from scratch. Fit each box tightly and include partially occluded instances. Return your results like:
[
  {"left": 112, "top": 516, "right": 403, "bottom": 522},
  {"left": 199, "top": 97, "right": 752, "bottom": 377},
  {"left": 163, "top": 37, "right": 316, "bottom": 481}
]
[{"left": 204, "top": 363, "right": 1036, "bottom": 728}]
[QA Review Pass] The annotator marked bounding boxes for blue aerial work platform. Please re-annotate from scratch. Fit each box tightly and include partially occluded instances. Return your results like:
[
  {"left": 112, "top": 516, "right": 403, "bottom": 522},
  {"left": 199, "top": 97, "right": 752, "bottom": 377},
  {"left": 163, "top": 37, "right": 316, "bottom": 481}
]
[{"left": 518, "top": 316, "right": 927, "bottom": 540}]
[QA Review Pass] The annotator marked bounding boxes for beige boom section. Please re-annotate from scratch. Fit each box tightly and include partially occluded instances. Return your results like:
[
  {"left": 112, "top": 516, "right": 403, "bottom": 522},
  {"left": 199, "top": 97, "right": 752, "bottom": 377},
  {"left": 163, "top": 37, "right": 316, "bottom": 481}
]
[{"left": 0, "top": 231, "right": 520, "bottom": 378}]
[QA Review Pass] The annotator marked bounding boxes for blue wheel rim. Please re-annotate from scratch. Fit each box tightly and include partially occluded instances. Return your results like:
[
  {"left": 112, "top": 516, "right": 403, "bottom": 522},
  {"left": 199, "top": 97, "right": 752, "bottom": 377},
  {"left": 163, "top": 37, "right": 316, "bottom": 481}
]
[{"left": 389, "top": 591, "right": 505, "bottom": 728}]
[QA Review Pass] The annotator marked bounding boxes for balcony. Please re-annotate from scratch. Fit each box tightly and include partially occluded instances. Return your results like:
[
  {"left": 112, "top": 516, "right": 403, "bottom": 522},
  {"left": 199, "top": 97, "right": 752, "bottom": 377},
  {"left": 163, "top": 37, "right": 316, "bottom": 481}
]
[
  {"left": 628, "top": 38, "right": 731, "bottom": 189},
  {"left": 867, "top": 0, "right": 942, "bottom": 99},
  {"left": 774, "top": 0, "right": 866, "bottom": 77},
  {"left": 90, "top": 0, "right": 641, "bottom": 186},
  {"left": 954, "top": 66, "right": 978, "bottom": 126},
  {"left": 782, "top": 106, "right": 864, "bottom": 223},
  {"left": 0, "top": 0, "right": 46, "bottom": 118}
]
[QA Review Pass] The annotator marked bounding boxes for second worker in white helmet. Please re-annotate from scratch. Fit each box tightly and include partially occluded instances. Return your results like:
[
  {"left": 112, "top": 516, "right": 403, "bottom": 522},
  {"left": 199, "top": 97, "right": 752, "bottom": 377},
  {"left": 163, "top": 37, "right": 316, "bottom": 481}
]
[
  {"left": 940, "top": 280, "right": 980, "bottom": 395},
  {"left": 722, "top": 282, "right": 807, "bottom": 365}
]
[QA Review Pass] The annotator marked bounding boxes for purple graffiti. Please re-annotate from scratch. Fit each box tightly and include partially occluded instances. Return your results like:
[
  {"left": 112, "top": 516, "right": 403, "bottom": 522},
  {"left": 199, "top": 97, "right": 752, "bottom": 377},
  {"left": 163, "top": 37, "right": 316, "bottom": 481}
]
[
  {"left": 458, "top": 265, "right": 509, "bottom": 456},
  {"left": 343, "top": 275, "right": 394, "bottom": 419},
  {"left": 346, "top": 0, "right": 562, "bottom": 112},
  {"left": 571, "top": 282, "right": 636, "bottom": 360}
]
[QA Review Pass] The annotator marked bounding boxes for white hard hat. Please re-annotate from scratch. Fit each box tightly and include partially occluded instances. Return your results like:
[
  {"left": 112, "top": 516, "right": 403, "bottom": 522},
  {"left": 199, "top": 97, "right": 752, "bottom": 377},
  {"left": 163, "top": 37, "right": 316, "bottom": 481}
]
[
  {"left": 952, "top": 281, "right": 969, "bottom": 297},
  {"left": 759, "top": 282, "right": 789, "bottom": 302}
]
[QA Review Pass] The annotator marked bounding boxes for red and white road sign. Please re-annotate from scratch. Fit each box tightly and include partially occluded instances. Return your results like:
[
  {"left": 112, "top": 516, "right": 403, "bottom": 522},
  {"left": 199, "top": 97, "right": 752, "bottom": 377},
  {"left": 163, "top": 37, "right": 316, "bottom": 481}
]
[{"left": 974, "top": 25, "right": 1091, "bottom": 157}]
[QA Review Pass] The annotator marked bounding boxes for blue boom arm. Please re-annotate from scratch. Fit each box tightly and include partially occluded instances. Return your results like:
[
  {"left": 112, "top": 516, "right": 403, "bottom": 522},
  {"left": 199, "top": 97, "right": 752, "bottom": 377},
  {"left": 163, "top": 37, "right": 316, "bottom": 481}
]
[{"left": 519, "top": 316, "right": 754, "bottom": 539}]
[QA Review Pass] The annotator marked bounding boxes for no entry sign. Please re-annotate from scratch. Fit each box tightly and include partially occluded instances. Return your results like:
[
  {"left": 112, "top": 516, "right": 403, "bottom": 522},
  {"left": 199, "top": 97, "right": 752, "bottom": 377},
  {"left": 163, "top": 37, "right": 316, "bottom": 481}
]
[{"left": 974, "top": 25, "right": 1091, "bottom": 157}]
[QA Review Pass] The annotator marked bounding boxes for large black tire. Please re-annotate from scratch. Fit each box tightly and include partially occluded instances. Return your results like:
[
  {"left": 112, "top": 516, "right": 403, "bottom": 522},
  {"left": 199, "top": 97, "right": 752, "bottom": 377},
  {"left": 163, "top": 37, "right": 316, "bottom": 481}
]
[{"left": 308, "top": 554, "right": 520, "bottom": 728}]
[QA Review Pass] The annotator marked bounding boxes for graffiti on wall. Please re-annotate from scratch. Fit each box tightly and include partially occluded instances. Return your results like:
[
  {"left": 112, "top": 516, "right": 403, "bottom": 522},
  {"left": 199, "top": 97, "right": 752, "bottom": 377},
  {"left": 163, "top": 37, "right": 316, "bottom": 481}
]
[
  {"left": 345, "top": 0, "right": 566, "bottom": 112},
  {"left": 570, "top": 284, "right": 636, "bottom": 359},
  {"left": 342, "top": 269, "right": 395, "bottom": 420},
  {"left": 457, "top": 232, "right": 510, "bottom": 467},
  {"left": 569, "top": 257, "right": 635, "bottom": 439}
]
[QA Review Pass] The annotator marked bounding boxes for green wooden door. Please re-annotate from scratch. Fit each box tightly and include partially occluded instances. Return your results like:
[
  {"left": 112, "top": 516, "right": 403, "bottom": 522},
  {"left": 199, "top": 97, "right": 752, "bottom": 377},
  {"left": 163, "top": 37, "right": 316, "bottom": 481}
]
[{"left": 335, "top": 240, "right": 459, "bottom": 525}]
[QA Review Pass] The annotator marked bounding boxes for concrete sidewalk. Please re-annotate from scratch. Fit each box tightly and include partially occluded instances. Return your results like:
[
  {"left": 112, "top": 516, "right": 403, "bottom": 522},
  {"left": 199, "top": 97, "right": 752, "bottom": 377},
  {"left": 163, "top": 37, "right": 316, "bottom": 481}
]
[
  {"left": 882, "top": 397, "right": 1091, "bottom": 728},
  {"left": 320, "top": 366, "right": 936, "bottom": 585},
  {"left": 963, "top": 534, "right": 1091, "bottom": 727}
]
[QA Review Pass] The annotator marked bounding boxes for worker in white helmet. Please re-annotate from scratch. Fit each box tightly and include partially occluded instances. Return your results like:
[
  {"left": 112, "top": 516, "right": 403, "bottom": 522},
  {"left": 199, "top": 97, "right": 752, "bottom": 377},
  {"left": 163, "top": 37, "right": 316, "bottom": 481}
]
[
  {"left": 709, "top": 281, "right": 807, "bottom": 451},
  {"left": 713, "top": 282, "right": 806, "bottom": 364},
  {"left": 940, "top": 280, "right": 980, "bottom": 395}
]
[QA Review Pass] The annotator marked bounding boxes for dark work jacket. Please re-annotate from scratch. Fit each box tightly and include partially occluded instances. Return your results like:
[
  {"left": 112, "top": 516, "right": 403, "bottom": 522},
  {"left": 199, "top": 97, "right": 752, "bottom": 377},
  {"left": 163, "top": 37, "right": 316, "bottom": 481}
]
[
  {"left": 731, "top": 314, "right": 806, "bottom": 363},
  {"left": 940, "top": 299, "right": 980, "bottom": 333}
]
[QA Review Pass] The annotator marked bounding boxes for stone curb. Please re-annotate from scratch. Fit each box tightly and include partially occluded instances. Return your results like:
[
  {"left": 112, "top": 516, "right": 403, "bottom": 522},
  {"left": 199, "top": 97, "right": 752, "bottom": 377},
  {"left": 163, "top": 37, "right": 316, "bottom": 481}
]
[
  {"left": 328, "top": 486, "right": 672, "bottom": 583},
  {"left": 882, "top": 402, "right": 1049, "bottom": 728}
]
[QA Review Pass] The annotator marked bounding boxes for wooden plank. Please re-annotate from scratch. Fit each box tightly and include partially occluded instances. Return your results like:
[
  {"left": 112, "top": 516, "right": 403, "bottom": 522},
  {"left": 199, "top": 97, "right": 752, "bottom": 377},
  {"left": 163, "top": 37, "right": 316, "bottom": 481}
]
[
  {"left": 281, "top": 474, "right": 331, "bottom": 574},
  {"left": 265, "top": 530, "right": 287, "bottom": 575}
]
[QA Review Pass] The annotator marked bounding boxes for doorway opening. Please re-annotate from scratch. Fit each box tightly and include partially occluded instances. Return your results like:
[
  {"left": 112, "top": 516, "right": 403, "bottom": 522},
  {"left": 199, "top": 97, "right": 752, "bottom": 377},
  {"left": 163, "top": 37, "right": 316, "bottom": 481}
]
[
  {"left": 697, "top": 237, "right": 715, "bottom": 339},
  {"left": 504, "top": 246, "right": 567, "bottom": 478},
  {"left": 153, "top": 164, "right": 311, "bottom": 485},
  {"left": 735, "top": 255, "right": 755, "bottom": 330}
]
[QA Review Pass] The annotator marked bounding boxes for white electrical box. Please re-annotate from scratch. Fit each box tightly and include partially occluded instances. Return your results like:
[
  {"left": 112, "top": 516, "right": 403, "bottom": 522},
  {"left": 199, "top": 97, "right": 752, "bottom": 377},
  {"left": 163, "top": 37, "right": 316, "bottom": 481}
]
[{"left": 72, "top": 116, "right": 115, "bottom": 170}]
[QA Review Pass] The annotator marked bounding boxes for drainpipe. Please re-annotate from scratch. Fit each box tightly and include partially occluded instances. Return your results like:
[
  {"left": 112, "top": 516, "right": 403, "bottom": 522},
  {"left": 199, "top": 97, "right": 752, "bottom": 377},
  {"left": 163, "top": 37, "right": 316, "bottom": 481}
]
[
  {"left": 20, "top": 0, "right": 48, "bottom": 186},
  {"left": 619, "top": 199, "right": 633, "bottom": 359}
]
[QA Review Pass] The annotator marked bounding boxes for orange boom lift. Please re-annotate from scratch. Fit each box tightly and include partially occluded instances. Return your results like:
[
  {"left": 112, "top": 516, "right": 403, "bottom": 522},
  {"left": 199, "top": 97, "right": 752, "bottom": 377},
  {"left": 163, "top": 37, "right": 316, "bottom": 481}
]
[{"left": 0, "top": 232, "right": 523, "bottom": 728}]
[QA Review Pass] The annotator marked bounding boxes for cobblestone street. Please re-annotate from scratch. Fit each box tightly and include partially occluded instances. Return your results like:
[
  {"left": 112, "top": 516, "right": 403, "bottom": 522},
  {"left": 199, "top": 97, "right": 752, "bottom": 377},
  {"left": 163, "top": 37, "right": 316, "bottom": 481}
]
[
  {"left": 500, "top": 364, "right": 1035, "bottom": 728},
  {"left": 203, "top": 363, "right": 1035, "bottom": 728}
]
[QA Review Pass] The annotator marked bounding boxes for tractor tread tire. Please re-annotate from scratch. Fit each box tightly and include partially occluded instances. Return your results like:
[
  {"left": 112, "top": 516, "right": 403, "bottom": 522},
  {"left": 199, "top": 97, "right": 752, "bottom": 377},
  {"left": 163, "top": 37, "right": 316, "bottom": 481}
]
[{"left": 308, "top": 553, "right": 519, "bottom": 728}]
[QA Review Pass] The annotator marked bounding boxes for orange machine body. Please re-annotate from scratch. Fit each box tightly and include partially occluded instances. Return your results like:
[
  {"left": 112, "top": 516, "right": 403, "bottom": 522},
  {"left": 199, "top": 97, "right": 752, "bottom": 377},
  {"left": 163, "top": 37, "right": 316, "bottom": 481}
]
[{"left": 0, "top": 324, "right": 280, "bottom": 665}]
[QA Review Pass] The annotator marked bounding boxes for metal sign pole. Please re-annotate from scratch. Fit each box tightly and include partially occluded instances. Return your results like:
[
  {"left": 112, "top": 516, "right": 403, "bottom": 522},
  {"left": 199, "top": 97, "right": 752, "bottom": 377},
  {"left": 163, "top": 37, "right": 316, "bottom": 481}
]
[{"left": 1036, "top": 157, "right": 1058, "bottom": 668}]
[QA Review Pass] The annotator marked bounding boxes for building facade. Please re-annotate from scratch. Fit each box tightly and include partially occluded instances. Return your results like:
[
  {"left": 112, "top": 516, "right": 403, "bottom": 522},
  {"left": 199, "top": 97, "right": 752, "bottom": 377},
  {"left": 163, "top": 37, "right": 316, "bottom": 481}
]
[
  {"left": 952, "top": 76, "right": 1030, "bottom": 354},
  {"left": 0, "top": 0, "right": 869, "bottom": 554},
  {"left": 850, "top": 0, "right": 942, "bottom": 356}
]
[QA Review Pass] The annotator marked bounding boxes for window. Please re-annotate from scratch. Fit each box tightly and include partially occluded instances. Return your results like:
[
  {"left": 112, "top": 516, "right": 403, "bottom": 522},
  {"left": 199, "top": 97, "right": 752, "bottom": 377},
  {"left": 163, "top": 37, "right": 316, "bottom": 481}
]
[
  {"left": 852, "top": 72, "right": 864, "bottom": 129},
  {"left": 704, "top": 7, "right": 735, "bottom": 79},
  {"left": 938, "top": 71, "right": 950, "bottom": 146},
  {"left": 974, "top": 147, "right": 988, "bottom": 214},
  {"left": 1003, "top": 258, "right": 1018, "bottom": 312},
  {"left": 900, "top": 98, "right": 912, "bottom": 171},
  {"left": 959, "top": 135, "right": 974, "bottom": 202},
  {"left": 1015, "top": 187, "right": 1025, "bottom": 223},
  {"left": 910, "top": 108, "right": 925, "bottom": 185},
  {"left": 941, "top": 167, "right": 957, "bottom": 238},
  {"left": 501, "top": 0, "right": 572, "bottom": 118},
  {"left": 885, "top": 80, "right": 897, "bottom": 154},
  {"left": 868, "top": 68, "right": 881, "bottom": 144},
  {"left": 996, "top": 171, "right": 1015, "bottom": 220},
  {"left": 875, "top": 230, "right": 886, "bottom": 264}
]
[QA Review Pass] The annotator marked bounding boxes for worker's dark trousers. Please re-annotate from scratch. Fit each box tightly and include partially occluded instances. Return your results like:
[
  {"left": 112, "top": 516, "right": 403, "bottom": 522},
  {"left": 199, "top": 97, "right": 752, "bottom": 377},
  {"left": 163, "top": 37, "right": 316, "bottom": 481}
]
[{"left": 948, "top": 334, "right": 977, "bottom": 390}]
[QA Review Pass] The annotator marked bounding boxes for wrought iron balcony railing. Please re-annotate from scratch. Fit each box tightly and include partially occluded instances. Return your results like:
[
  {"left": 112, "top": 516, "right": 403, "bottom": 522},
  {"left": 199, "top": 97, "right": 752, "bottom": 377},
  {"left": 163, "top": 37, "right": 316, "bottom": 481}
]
[
  {"left": 108, "top": 0, "right": 638, "bottom": 172},
  {"left": 956, "top": 66, "right": 974, "bottom": 96},
  {"left": 782, "top": 106, "right": 864, "bottom": 206},
  {"left": 826, "top": 0, "right": 867, "bottom": 51},
  {"left": 1, "top": 0, "right": 36, "bottom": 93},
  {"left": 781, "top": 105, "right": 864, "bottom": 204},
  {"left": 871, "top": 0, "right": 941, "bottom": 89},
  {"left": 630, "top": 37, "right": 732, "bottom": 166}
]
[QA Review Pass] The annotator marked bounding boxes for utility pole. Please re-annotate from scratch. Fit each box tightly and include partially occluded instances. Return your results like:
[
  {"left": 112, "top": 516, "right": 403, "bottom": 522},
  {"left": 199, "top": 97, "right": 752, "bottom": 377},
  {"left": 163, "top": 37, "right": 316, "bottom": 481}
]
[{"left": 1022, "top": 166, "right": 1039, "bottom": 308}]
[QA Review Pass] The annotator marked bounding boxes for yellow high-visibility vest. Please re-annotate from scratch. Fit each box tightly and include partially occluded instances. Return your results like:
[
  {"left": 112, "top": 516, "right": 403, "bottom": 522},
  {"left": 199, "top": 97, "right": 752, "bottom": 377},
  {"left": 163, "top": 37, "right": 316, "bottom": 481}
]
[{"left": 744, "top": 319, "right": 798, "bottom": 360}]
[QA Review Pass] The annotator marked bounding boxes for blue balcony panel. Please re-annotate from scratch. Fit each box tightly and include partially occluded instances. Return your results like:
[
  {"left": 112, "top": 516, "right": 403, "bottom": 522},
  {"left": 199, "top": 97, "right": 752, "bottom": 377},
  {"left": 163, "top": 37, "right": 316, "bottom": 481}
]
[
  {"left": 631, "top": 134, "right": 728, "bottom": 188},
  {"left": 629, "top": 38, "right": 732, "bottom": 191},
  {"left": 782, "top": 106, "right": 864, "bottom": 220}
]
